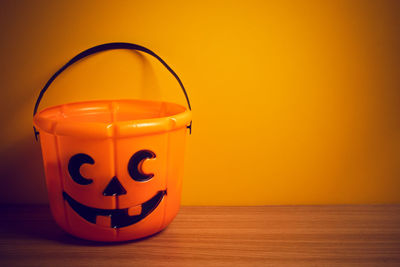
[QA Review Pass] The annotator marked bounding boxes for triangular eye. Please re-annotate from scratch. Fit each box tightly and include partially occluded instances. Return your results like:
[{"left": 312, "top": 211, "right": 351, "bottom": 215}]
[
  {"left": 68, "top": 153, "right": 94, "bottom": 185},
  {"left": 128, "top": 150, "right": 156, "bottom": 182}
]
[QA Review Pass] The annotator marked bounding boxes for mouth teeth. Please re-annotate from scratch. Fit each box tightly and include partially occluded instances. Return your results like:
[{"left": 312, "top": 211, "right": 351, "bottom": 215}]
[
  {"left": 128, "top": 205, "right": 142, "bottom": 216},
  {"left": 96, "top": 215, "right": 112, "bottom": 227},
  {"left": 63, "top": 190, "right": 166, "bottom": 228}
]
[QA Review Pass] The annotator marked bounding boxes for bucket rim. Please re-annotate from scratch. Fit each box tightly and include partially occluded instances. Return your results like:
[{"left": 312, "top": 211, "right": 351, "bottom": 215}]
[{"left": 33, "top": 98, "right": 192, "bottom": 139}]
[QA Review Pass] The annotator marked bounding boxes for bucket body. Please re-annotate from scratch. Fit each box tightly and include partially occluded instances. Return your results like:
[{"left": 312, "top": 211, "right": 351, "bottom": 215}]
[{"left": 34, "top": 99, "right": 191, "bottom": 241}]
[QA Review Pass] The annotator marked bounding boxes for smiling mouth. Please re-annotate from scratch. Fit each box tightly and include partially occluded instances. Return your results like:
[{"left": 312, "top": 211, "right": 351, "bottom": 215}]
[{"left": 63, "top": 190, "right": 166, "bottom": 228}]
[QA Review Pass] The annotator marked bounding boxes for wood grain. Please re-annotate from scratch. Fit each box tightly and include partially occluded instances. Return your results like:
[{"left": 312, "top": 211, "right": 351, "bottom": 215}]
[{"left": 0, "top": 205, "right": 399, "bottom": 266}]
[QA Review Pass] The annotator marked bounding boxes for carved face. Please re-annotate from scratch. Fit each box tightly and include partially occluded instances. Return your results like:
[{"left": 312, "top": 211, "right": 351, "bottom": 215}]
[
  {"left": 44, "top": 132, "right": 184, "bottom": 242},
  {"left": 64, "top": 150, "right": 165, "bottom": 228}
]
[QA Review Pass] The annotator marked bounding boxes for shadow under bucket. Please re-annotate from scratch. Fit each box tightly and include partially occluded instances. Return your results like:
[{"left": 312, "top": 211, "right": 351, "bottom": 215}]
[{"left": 32, "top": 43, "right": 192, "bottom": 242}]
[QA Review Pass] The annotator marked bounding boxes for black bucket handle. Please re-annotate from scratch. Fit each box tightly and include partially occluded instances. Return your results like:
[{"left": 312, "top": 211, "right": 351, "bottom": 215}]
[{"left": 33, "top": 42, "right": 192, "bottom": 141}]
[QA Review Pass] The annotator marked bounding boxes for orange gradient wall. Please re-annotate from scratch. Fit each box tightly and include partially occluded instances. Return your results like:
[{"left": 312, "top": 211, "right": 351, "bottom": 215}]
[{"left": 0, "top": 0, "right": 399, "bottom": 205}]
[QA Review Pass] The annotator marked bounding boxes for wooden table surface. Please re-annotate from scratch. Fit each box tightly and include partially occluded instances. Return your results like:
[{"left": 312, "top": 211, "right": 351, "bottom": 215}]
[{"left": 0, "top": 205, "right": 399, "bottom": 266}]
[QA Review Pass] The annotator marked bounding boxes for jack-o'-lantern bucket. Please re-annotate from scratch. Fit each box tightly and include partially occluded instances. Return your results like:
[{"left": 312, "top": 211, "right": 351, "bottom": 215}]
[{"left": 32, "top": 43, "right": 192, "bottom": 242}]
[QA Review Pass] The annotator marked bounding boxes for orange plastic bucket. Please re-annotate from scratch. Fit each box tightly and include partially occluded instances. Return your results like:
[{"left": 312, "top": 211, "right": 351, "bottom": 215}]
[{"left": 33, "top": 43, "right": 192, "bottom": 242}]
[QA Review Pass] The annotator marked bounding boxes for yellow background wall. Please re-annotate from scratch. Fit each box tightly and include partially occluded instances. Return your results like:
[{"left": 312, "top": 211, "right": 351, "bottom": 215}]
[{"left": 0, "top": 0, "right": 399, "bottom": 205}]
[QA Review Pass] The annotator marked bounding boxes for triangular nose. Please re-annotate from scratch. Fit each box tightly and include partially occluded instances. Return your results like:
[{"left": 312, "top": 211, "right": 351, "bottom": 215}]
[{"left": 103, "top": 177, "right": 127, "bottom": 196}]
